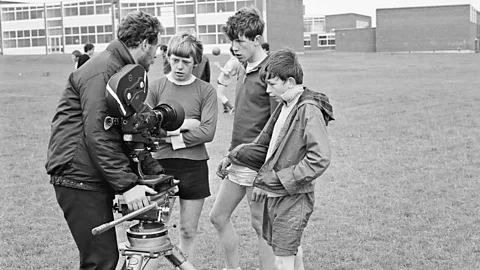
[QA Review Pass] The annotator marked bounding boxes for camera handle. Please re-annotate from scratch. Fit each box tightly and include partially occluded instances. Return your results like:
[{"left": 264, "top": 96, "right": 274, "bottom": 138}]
[{"left": 91, "top": 203, "right": 158, "bottom": 235}]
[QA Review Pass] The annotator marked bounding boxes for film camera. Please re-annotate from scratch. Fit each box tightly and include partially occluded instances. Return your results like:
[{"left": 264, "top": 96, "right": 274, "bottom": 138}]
[{"left": 92, "top": 64, "right": 196, "bottom": 270}]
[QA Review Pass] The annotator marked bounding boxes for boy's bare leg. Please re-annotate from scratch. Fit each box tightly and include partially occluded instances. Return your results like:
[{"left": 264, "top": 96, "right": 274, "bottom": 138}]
[
  {"left": 274, "top": 256, "right": 295, "bottom": 270},
  {"left": 294, "top": 246, "right": 304, "bottom": 270},
  {"left": 210, "top": 180, "right": 247, "bottom": 269},
  {"left": 245, "top": 187, "right": 276, "bottom": 270},
  {"left": 178, "top": 198, "right": 205, "bottom": 266}
]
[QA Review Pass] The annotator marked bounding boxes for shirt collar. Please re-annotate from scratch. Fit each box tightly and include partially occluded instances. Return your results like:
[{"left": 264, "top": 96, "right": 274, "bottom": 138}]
[
  {"left": 166, "top": 73, "right": 196, "bottom": 85},
  {"left": 280, "top": 85, "right": 304, "bottom": 107}
]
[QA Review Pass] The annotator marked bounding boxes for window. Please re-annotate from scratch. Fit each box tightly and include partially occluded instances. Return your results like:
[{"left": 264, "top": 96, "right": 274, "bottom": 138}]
[
  {"left": 4, "top": 40, "right": 17, "bottom": 48},
  {"left": 97, "top": 33, "right": 112, "bottom": 43},
  {"left": 3, "top": 12, "right": 15, "bottom": 21},
  {"left": 236, "top": 0, "right": 254, "bottom": 9},
  {"left": 86, "top": 5, "right": 94, "bottom": 15},
  {"left": 17, "top": 39, "right": 31, "bottom": 47},
  {"left": 198, "top": 34, "right": 216, "bottom": 44},
  {"left": 176, "top": 4, "right": 194, "bottom": 15},
  {"left": 65, "top": 7, "right": 79, "bottom": 16},
  {"left": 177, "top": 16, "right": 195, "bottom": 25},
  {"left": 217, "top": 34, "right": 228, "bottom": 44},
  {"left": 96, "top": 5, "right": 110, "bottom": 15},
  {"left": 81, "top": 35, "right": 96, "bottom": 44},
  {"left": 197, "top": 3, "right": 214, "bottom": 13},
  {"left": 216, "top": 2, "right": 234, "bottom": 12},
  {"left": 16, "top": 11, "right": 29, "bottom": 20},
  {"left": 165, "top": 27, "right": 175, "bottom": 35},
  {"left": 46, "top": 8, "right": 61, "bottom": 18},
  {"left": 30, "top": 10, "right": 44, "bottom": 19}
]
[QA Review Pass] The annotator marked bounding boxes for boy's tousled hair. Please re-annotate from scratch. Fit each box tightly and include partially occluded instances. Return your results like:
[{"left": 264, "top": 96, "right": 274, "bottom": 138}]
[
  {"left": 84, "top": 43, "right": 94, "bottom": 52},
  {"left": 223, "top": 6, "right": 264, "bottom": 41},
  {"left": 117, "top": 11, "right": 163, "bottom": 49},
  {"left": 71, "top": 50, "right": 82, "bottom": 58},
  {"left": 260, "top": 47, "right": 303, "bottom": 84},
  {"left": 167, "top": 32, "right": 204, "bottom": 65}
]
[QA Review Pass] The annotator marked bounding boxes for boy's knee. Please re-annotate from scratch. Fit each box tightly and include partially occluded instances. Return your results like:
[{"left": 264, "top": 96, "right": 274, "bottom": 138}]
[
  {"left": 209, "top": 211, "right": 227, "bottom": 229},
  {"left": 179, "top": 226, "right": 198, "bottom": 239}
]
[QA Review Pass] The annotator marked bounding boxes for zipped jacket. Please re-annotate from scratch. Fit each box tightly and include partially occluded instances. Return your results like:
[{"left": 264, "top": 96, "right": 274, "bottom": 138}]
[
  {"left": 45, "top": 40, "right": 162, "bottom": 193},
  {"left": 228, "top": 88, "right": 334, "bottom": 195}
]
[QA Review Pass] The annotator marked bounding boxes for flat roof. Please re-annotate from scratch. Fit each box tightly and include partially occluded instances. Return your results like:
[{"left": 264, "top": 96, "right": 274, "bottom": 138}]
[
  {"left": 377, "top": 4, "right": 472, "bottom": 11},
  {"left": 325, "top": 13, "right": 371, "bottom": 18}
]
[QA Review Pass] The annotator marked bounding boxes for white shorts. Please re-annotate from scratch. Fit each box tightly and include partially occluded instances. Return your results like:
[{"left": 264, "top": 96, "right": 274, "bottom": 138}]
[{"left": 226, "top": 164, "right": 257, "bottom": 187}]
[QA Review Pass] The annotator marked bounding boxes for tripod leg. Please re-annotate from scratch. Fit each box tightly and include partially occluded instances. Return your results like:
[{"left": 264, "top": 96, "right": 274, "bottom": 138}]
[
  {"left": 164, "top": 246, "right": 197, "bottom": 270},
  {"left": 124, "top": 254, "right": 160, "bottom": 270}
]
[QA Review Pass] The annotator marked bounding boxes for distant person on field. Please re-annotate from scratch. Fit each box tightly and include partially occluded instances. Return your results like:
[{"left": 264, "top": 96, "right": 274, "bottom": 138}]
[
  {"left": 261, "top": 42, "right": 270, "bottom": 54},
  {"left": 160, "top": 44, "right": 171, "bottom": 75},
  {"left": 77, "top": 43, "right": 95, "bottom": 68},
  {"left": 71, "top": 50, "right": 82, "bottom": 69},
  {"left": 192, "top": 53, "right": 211, "bottom": 83},
  {"left": 229, "top": 47, "right": 334, "bottom": 270},
  {"left": 213, "top": 46, "right": 242, "bottom": 114},
  {"left": 146, "top": 32, "right": 218, "bottom": 265},
  {"left": 209, "top": 6, "right": 277, "bottom": 270},
  {"left": 45, "top": 11, "right": 165, "bottom": 270}
]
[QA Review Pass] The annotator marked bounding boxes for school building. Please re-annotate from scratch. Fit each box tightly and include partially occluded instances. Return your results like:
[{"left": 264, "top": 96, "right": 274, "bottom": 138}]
[
  {"left": 0, "top": 0, "right": 304, "bottom": 55},
  {"left": 303, "top": 13, "right": 371, "bottom": 51},
  {"left": 334, "top": 4, "right": 480, "bottom": 53}
]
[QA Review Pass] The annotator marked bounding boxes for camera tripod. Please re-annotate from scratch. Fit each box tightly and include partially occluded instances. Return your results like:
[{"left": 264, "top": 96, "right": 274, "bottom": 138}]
[{"left": 92, "top": 191, "right": 196, "bottom": 270}]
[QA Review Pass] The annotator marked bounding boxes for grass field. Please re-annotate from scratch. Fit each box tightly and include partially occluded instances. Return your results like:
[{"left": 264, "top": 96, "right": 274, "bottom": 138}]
[{"left": 1, "top": 50, "right": 479, "bottom": 270}]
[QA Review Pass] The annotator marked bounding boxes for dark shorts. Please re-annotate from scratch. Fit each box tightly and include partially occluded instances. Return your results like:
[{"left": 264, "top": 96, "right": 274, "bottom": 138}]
[
  {"left": 156, "top": 158, "right": 210, "bottom": 200},
  {"left": 262, "top": 192, "right": 315, "bottom": 256}
]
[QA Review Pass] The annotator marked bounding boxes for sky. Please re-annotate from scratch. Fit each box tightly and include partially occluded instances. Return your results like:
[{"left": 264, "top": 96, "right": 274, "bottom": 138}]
[{"left": 303, "top": 0, "right": 480, "bottom": 26}]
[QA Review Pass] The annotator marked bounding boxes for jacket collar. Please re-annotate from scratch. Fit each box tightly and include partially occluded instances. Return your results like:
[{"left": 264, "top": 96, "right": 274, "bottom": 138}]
[{"left": 106, "top": 39, "right": 136, "bottom": 66}]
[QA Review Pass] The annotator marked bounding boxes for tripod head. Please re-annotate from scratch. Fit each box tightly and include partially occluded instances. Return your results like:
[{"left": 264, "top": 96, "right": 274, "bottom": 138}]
[
  {"left": 104, "top": 64, "right": 185, "bottom": 178},
  {"left": 92, "top": 175, "right": 178, "bottom": 236}
]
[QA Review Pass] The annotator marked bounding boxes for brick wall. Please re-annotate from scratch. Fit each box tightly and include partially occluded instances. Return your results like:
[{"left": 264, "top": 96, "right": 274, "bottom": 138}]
[
  {"left": 265, "top": 0, "right": 304, "bottom": 53},
  {"left": 335, "top": 28, "right": 376, "bottom": 52},
  {"left": 376, "top": 5, "right": 476, "bottom": 52}
]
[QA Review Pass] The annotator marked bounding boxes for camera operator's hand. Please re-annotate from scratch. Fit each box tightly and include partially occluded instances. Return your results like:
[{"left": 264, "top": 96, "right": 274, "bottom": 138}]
[
  {"left": 216, "top": 156, "right": 231, "bottom": 179},
  {"left": 123, "top": 185, "right": 158, "bottom": 211},
  {"left": 251, "top": 187, "right": 267, "bottom": 203},
  {"left": 168, "top": 179, "right": 180, "bottom": 196}
]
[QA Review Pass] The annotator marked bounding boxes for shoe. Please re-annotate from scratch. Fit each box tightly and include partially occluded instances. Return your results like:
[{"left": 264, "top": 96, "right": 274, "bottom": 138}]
[{"left": 222, "top": 103, "right": 230, "bottom": 113}]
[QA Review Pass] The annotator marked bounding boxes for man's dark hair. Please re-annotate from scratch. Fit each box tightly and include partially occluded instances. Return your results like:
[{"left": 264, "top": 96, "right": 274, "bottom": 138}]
[
  {"left": 260, "top": 47, "right": 303, "bottom": 84},
  {"left": 72, "top": 50, "right": 82, "bottom": 58},
  {"left": 84, "top": 43, "right": 94, "bottom": 53},
  {"left": 160, "top": 44, "right": 168, "bottom": 52},
  {"left": 117, "top": 11, "right": 164, "bottom": 48},
  {"left": 261, "top": 42, "right": 269, "bottom": 52},
  {"left": 222, "top": 6, "right": 264, "bottom": 41}
]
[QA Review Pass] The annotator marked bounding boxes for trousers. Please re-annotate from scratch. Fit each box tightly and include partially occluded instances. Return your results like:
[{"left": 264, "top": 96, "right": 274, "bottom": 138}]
[{"left": 54, "top": 185, "right": 119, "bottom": 270}]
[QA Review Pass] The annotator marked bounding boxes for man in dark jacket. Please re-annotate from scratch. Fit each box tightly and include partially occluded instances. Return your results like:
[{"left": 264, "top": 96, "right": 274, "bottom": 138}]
[
  {"left": 76, "top": 43, "right": 95, "bottom": 69},
  {"left": 45, "top": 11, "right": 164, "bottom": 270}
]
